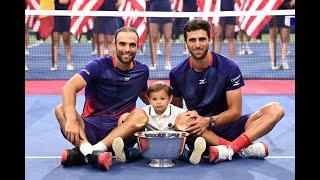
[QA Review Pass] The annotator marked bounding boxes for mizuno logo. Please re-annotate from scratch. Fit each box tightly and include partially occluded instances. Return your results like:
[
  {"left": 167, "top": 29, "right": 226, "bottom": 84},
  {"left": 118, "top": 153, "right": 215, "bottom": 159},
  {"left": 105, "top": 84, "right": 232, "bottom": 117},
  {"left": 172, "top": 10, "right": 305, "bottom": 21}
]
[
  {"left": 199, "top": 79, "right": 207, "bottom": 85},
  {"left": 124, "top": 77, "right": 131, "bottom": 81}
]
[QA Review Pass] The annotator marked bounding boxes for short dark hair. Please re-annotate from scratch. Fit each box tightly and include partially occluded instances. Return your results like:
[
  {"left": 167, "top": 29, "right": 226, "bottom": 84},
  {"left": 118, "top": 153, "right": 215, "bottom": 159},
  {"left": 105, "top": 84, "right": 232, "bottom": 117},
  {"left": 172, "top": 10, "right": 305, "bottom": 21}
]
[
  {"left": 114, "top": 26, "right": 139, "bottom": 43},
  {"left": 147, "top": 82, "right": 172, "bottom": 98},
  {"left": 183, "top": 18, "right": 211, "bottom": 41}
]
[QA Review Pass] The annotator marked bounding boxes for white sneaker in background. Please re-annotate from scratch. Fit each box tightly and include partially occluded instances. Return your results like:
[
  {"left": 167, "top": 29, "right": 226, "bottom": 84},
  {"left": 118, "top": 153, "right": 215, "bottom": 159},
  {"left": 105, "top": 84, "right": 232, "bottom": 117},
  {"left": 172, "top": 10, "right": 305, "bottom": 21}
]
[
  {"left": 238, "top": 142, "right": 268, "bottom": 159},
  {"left": 189, "top": 137, "right": 206, "bottom": 164},
  {"left": 209, "top": 145, "right": 233, "bottom": 163},
  {"left": 245, "top": 47, "right": 253, "bottom": 55},
  {"left": 281, "top": 60, "right": 290, "bottom": 70},
  {"left": 91, "top": 49, "right": 97, "bottom": 56},
  {"left": 255, "top": 39, "right": 262, "bottom": 43},
  {"left": 164, "top": 62, "right": 171, "bottom": 70},
  {"left": 67, "top": 64, "right": 74, "bottom": 71},
  {"left": 25, "top": 49, "right": 30, "bottom": 56},
  {"left": 25, "top": 65, "right": 29, "bottom": 71},
  {"left": 50, "top": 64, "right": 58, "bottom": 71},
  {"left": 271, "top": 62, "right": 280, "bottom": 70},
  {"left": 157, "top": 49, "right": 162, "bottom": 55},
  {"left": 91, "top": 50, "right": 98, "bottom": 56},
  {"left": 87, "top": 40, "right": 92, "bottom": 44},
  {"left": 239, "top": 47, "right": 246, "bottom": 55},
  {"left": 149, "top": 64, "right": 157, "bottom": 70}
]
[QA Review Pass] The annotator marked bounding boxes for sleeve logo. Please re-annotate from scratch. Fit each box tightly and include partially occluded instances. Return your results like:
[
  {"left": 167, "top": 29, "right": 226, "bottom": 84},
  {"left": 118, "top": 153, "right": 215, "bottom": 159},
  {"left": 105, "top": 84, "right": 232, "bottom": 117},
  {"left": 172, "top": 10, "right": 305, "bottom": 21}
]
[{"left": 231, "top": 74, "right": 241, "bottom": 86}]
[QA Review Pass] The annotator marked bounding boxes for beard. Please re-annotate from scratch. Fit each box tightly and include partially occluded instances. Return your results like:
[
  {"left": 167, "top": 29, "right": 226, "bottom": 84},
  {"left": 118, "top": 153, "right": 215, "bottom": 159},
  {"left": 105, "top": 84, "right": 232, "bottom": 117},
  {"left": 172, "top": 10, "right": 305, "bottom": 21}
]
[
  {"left": 189, "top": 46, "right": 209, "bottom": 60},
  {"left": 116, "top": 49, "right": 136, "bottom": 65}
]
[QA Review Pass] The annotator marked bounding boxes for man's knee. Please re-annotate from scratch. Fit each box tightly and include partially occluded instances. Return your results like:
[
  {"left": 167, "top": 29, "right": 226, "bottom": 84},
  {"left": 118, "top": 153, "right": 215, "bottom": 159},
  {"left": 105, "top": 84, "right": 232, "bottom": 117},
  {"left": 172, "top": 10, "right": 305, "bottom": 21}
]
[
  {"left": 265, "top": 102, "right": 285, "bottom": 122},
  {"left": 54, "top": 104, "right": 64, "bottom": 120},
  {"left": 130, "top": 109, "right": 148, "bottom": 128},
  {"left": 54, "top": 104, "right": 69, "bottom": 128}
]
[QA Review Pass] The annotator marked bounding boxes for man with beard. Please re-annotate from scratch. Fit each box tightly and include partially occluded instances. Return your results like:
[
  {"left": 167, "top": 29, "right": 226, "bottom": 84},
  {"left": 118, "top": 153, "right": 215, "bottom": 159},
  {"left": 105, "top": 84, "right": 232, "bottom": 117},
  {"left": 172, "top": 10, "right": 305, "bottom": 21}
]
[
  {"left": 170, "top": 19, "right": 285, "bottom": 164},
  {"left": 54, "top": 27, "right": 149, "bottom": 171}
]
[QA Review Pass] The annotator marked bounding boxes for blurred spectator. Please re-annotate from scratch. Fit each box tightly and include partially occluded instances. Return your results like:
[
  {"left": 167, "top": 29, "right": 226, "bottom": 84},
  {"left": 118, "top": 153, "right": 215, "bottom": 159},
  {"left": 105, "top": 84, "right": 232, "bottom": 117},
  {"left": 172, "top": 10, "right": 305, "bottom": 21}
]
[
  {"left": 213, "top": 0, "right": 236, "bottom": 60},
  {"left": 268, "top": 0, "right": 295, "bottom": 70},
  {"left": 25, "top": 24, "right": 30, "bottom": 57},
  {"left": 93, "top": 0, "right": 121, "bottom": 57},
  {"left": 238, "top": 30, "right": 253, "bottom": 55},
  {"left": 147, "top": 0, "right": 173, "bottom": 70},
  {"left": 181, "top": 0, "right": 198, "bottom": 55},
  {"left": 51, "top": 0, "right": 73, "bottom": 71}
]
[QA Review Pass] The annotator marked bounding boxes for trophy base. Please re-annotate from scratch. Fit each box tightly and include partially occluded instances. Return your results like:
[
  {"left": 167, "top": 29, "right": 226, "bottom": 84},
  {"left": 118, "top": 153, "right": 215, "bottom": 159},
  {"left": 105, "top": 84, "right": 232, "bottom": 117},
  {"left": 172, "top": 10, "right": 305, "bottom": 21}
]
[{"left": 149, "top": 159, "right": 175, "bottom": 168}]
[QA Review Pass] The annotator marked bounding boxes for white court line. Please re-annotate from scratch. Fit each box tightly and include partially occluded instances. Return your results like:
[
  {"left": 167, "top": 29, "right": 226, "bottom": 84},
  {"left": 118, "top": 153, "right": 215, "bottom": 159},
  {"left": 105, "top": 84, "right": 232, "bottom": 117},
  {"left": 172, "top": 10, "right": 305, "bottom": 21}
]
[
  {"left": 25, "top": 156, "right": 295, "bottom": 159},
  {"left": 266, "top": 156, "right": 295, "bottom": 159}
]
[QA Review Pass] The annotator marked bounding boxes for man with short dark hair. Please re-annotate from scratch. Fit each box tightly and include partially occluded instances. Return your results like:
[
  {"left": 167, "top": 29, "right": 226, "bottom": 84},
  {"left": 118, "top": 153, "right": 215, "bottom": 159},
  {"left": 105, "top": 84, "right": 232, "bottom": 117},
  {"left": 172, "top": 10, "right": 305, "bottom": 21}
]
[
  {"left": 170, "top": 19, "right": 285, "bottom": 163},
  {"left": 54, "top": 27, "right": 149, "bottom": 171}
]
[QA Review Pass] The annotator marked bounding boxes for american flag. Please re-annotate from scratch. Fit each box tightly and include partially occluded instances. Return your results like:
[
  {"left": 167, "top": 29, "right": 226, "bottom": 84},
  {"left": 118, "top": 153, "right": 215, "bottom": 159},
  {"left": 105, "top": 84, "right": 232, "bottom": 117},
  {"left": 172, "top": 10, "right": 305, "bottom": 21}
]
[
  {"left": 171, "top": 0, "right": 183, "bottom": 12},
  {"left": 198, "top": 0, "right": 284, "bottom": 38},
  {"left": 68, "top": 0, "right": 104, "bottom": 38},
  {"left": 25, "top": 0, "right": 41, "bottom": 31},
  {"left": 118, "top": 0, "right": 147, "bottom": 48},
  {"left": 235, "top": 0, "right": 284, "bottom": 38}
]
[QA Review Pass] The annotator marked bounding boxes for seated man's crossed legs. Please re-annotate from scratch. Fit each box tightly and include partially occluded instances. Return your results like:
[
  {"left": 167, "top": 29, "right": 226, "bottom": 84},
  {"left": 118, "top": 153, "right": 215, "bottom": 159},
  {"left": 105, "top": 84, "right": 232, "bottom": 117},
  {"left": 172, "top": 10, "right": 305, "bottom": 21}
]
[
  {"left": 175, "top": 103, "right": 284, "bottom": 164},
  {"left": 55, "top": 104, "right": 148, "bottom": 170}
]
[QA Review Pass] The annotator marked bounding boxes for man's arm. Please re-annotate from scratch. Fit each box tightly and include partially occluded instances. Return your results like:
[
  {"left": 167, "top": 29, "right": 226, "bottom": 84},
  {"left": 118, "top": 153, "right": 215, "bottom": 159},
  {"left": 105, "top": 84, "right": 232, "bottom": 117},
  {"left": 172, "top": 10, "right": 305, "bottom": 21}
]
[
  {"left": 210, "top": 88, "right": 242, "bottom": 127},
  {"left": 62, "top": 74, "right": 87, "bottom": 145},
  {"left": 139, "top": 91, "right": 149, "bottom": 105},
  {"left": 171, "top": 96, "right": 183, "bottom": 108},
  {"left": 185, "top": 88, "right": 242, "bottom": 135}
]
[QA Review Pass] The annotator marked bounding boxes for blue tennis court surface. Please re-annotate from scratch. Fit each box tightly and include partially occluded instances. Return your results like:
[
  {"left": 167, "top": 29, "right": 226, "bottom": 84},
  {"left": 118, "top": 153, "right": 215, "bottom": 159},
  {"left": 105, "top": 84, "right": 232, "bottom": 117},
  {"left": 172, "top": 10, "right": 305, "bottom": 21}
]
[{"left": 25, "top": 94, "right": 295, "bottom": 180}]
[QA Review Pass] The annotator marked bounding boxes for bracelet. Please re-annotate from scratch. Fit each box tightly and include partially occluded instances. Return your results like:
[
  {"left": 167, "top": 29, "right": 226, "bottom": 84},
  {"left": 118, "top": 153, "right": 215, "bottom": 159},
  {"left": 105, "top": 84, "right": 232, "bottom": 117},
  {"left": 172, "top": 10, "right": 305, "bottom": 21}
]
[{"left": 209, "top": 116, "right": 216, "bottom": 128}]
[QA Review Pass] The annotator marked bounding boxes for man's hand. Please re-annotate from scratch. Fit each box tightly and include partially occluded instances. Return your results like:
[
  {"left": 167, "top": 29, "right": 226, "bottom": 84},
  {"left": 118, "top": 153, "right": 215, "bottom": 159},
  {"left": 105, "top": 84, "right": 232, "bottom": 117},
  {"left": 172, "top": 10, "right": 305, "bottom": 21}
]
[
  {"left": 185, "top": 116, "right": 210, "bottom": 136},
  {"left": 185, "top": 110, "right": 199, "bottom": 119},
  {"left": 65, "top": 120, "right": 81, "bottom": 146},
  {"left": 118, "top": 112, "right": 130, "bottom": 126}
]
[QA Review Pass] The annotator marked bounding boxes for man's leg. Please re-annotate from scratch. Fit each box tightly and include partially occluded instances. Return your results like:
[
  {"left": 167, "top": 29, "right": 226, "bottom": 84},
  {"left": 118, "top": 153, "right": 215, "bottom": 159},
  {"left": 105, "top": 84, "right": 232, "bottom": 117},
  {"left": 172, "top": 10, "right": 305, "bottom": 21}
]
[
  {"left": 111, "top": 109, "right": 148, "bottom": 162},
  {"left": 242, "top": 102, "right": 285, "bottom": 142},
  {"left": 209, "top": 102, "right": 285, "bottom": 162},
  {"left": 54, "top": 104, "right": 112, "bottom": 171},
  {"left": 101, "top": 109, "right": 148, "bottom": 147}
]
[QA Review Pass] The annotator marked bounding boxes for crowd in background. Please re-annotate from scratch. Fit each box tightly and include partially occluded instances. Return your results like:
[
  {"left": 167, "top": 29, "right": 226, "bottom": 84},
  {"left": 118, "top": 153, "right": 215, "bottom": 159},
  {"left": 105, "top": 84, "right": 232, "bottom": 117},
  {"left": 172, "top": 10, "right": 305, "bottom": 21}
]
[{"left": 25, "top": 0, "right": 295, "bottom": 71}]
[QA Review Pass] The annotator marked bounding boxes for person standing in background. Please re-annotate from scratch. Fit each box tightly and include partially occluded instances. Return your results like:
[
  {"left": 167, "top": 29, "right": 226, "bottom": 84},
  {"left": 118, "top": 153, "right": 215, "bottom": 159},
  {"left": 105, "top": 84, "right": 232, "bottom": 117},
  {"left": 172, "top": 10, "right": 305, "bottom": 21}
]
[
  {"left": 213, "top": 0, "right": 236, "bottom": 60},
  {"left": 147, "top": 0, "right": 173, "bottom": 70},
  {"left": 93, "top": 0, "right": 122, "bottom": 57},
  {"left": 268, "top": 0, "right": 295, "bottom": 70},
  {"left": 51, "top": 0, "right": 74, "bottom": 71}
]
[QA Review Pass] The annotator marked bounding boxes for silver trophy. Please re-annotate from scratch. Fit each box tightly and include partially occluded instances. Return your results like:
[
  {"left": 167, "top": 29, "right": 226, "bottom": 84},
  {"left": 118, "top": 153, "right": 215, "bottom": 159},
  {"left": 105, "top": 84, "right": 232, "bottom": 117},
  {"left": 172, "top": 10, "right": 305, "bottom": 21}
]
[{"left": 135, "top": 131, "right": 189, "bottom": 167}]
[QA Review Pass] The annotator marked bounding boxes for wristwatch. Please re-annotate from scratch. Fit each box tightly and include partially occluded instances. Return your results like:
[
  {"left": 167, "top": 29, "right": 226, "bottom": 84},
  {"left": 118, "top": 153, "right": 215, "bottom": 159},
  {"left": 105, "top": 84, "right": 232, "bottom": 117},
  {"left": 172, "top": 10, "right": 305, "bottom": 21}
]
[{"left": 208, "top": 116, "right": 216, "bottom": 128}]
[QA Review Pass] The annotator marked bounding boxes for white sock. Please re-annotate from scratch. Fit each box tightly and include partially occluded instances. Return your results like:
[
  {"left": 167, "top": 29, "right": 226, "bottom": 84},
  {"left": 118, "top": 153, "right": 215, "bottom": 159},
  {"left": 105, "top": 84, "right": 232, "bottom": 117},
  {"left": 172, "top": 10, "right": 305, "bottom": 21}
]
[
  {"left": 80, "top": 142, "right": 93, "bottom": 156},
  {"left": 92, "top": 141, "right": 108, "bottom": 152}
]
